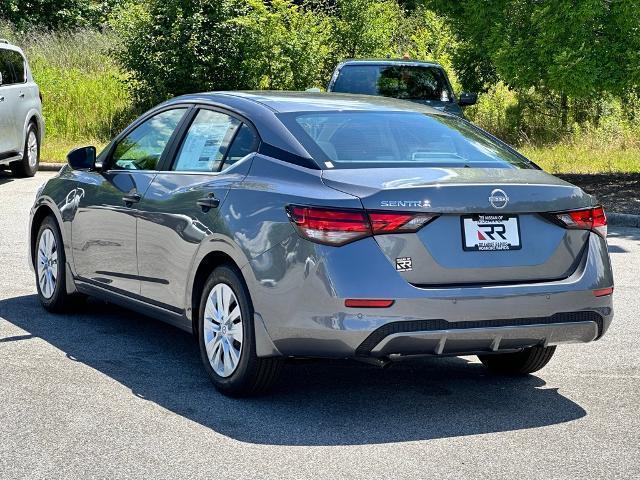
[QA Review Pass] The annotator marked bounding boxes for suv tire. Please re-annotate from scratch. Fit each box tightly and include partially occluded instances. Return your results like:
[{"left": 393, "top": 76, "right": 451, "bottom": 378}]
[{"left": 11, "top": 122, "right": 39, "bottom": 177}]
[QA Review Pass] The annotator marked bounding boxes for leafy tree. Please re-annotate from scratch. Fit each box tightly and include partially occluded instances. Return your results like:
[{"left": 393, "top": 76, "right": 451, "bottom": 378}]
[
  {"left": 112, "top": 0, "right": 336, "bottom": 104},
  {"left": 397, "top": 7, "right": 460, "bottom": 87},
  {"left": 232, "top": 0, "right": 333, "bottom": 89},
  {"left": 333, "top": 0, "right": 402, "bottom": 59},
  {"left": 428, "top": 0, "right": 640, "bottom": 98},
  {"left": 0, "top": 0, "right": 123, "bottom": 30},
  {"left": 111, "top": 0, "right": 247, "bottom": 106}
]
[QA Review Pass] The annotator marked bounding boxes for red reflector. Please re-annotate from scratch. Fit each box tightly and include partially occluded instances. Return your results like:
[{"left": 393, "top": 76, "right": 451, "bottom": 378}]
[
  {"left": 593, "top": 287, "right": 613, "bottom": 297},
  {"left": 345, "top": 299, "right": 395, "bottom": 308}
]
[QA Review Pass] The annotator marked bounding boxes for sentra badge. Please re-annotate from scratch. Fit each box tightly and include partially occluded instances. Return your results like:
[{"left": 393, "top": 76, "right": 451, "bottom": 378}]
[{"left": 381, "top": 200, "right": 431, "bottom": 208}]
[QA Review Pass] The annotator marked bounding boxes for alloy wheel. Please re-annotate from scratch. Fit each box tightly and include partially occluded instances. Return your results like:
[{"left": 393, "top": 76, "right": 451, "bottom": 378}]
[
  {"left": 203, "top": 283, "right": 244, "bottom": 377},
  {"left": 37, "top": 228, "right": 58, "bottom": 299},
  {"left": 27, "top": 130, "right": 38, "bottom": 168}
]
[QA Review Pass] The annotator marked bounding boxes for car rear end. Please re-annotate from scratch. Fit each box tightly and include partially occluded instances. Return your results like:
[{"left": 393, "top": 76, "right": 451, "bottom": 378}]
[{"left": 261, "top": 106, "right": 613, "bottom": 362}]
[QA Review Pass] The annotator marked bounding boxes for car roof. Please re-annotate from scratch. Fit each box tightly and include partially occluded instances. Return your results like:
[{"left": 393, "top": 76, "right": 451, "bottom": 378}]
[
  {"left": 0, "top": 40, "right": 24, "bottom": 54},
  {"left": 338, "top": 58, "right": 443, "bottom": 68},
  {"left": 174, "top": 91, "right": 444, "bottom": 115}
]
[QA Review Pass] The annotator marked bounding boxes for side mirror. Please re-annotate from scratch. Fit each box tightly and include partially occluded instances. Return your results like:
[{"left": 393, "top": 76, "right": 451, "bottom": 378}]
[
  {"left": 67, "top": 146, "right": 97, "bottom": 170},
  {"left": 458, "top": 92, "right": 478, "bottom": 106}
]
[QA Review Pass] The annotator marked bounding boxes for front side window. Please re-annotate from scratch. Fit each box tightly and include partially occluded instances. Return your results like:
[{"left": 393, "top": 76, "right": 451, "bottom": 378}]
[
  {"left": 111, "top": 108, "right": 187, "bottom": 170},
  {"left": 332, "top": 65, "right": 452, "bottom": 102},
  {"left": 282, "top": 111, "right": 533, "bottom": 169}
]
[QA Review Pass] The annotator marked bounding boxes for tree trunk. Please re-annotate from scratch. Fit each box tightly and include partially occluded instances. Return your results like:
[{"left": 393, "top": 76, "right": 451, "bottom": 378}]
[{"left": 560, "top": 93, "right": 569, "bottom": 130}]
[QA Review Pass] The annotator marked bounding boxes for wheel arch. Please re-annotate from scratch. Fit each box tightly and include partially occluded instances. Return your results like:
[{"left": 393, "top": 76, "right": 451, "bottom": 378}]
[
  {"left": 189, "top": 250, "right": 245, "bottom": 334},
  {"left": 30, "top": 204, "right": 57, "bottom": 269},
  {"left": 23, "top": 110, "right": 45, "bottom": 145},
  {"left": 30, "top": 201, "right": 78, "bottom": 296},
  {"left": 189, "top": 248, "right": 281, "bottom": 358}
]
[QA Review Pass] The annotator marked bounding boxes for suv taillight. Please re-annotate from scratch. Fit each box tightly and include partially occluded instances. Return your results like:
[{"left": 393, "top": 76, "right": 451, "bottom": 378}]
[
  {"left": 555, "top": 206, "right": 607, "bottom": 238},
  {"left": 286, "top": 205, "right": 437, "bottom": 246}
]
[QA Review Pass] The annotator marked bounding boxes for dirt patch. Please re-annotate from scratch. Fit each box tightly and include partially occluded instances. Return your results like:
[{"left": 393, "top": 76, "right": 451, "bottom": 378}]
[{"left": 557, "top": 173, "right": 640, "bottom": 215}]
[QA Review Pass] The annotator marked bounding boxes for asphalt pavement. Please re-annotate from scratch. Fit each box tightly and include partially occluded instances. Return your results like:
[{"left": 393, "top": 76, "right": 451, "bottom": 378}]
[{"left": 1, "top": 171, "right": 639, "bottom": 479}]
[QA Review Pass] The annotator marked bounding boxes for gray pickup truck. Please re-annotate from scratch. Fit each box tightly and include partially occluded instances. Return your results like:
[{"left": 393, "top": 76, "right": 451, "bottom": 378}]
[{"left": 328, "top": 59, "right": 477, "bottom": 117}]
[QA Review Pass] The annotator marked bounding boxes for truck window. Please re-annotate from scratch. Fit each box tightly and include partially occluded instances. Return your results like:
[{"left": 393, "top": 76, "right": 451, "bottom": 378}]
[{"left": 332, "top": 64, "right": 453, "bottom": 102}]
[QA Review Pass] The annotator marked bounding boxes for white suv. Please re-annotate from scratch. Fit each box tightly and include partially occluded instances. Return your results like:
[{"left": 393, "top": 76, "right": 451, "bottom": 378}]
[{"left": 0, "top": 40, "right": 44, "bottom": 177}]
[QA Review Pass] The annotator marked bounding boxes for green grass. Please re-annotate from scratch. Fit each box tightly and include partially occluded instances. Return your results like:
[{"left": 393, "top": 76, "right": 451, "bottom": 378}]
[
  {"left": 42, "top": 138, "right": 109, "bottom": 163},
  {"left": 522, "top": 145, "right": 640, "bottom": 174},
  {"left": 1, "top": 23, "right": 134, "bottom": 163}
]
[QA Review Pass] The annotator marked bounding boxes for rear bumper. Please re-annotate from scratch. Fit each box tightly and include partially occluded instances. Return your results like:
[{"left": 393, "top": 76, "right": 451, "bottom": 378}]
[
  {"left": 358, "top": 312, "right": 604, "bottom": 358},
  {"left": 246, "top": 231, "right": 614, "bottom": 358}
]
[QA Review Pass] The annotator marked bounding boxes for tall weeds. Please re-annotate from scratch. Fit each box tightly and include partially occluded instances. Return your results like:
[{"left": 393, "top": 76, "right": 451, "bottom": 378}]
[{"left": 1, "top": 22, "right": 132, "bottom": 160}]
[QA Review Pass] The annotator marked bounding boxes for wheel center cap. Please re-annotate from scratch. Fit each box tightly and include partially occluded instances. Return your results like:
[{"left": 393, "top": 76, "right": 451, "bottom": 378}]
[{"left": 221, "top": 325, "right": 227, "bottom": 335}]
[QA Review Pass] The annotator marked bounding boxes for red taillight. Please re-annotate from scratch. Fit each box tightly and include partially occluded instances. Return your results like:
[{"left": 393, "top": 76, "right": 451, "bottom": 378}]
[
  {"left": 368, "top": 212, "right": 436, "bottom": 234},
  {"left": 286, "top": 206, "right": 370, "bottom": 246},
  {"left": 286, "top": 205, "right": 437, "bottom": 246},
  {"left": 555, "top": 206, "right": 607, "bottom": 237},
  {"left": 345, "top": 299, "right": 395, "bottom": 308}
]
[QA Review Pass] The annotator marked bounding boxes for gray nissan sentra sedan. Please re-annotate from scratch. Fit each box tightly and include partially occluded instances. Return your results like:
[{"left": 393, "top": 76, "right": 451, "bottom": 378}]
[{"left": 28, "top": 92, "right": 614, "bottom": 396}]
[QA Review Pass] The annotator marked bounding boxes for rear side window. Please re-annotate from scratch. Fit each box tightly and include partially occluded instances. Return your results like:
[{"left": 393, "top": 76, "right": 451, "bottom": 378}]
[
  {"left": 332, "top": 65, "right": 452, "bottom": 102},
  {"left": 111, "top": 108, "right": 187, "bottom": 170},
  {"left": 224, "top": 124, "right": 259, "bottom": 169},
  {"left": 281, "top": 111, "right": 533, "bottom": 170},
  {"left": 172, "top": 110, "right": 259, "bottom": 173},
  {"left": 0, "top": 49, "right": 25, "bottom": 85},
  {"left": 173, "top": 109, "right": 240, "bottom": 172}
]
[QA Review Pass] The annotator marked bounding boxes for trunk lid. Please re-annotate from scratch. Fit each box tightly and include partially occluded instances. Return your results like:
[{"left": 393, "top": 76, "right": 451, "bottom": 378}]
[{"left": 322, "top": 167, "right": 594, "bottom": 285}]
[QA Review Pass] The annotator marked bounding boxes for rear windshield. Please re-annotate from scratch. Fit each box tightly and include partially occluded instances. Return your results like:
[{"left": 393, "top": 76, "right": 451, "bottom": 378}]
[
  {"left": 332, "top": 64, "right": 453, "bottom": 102},
  {"left": 281, "top": 111, "right": 534, "bottom": 170}
]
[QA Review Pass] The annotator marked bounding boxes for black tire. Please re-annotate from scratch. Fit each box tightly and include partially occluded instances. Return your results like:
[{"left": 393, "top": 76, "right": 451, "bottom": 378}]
[
  {"left": 198, "top": 265, "right": 282, "bottom": 397},
  {"left": 35, "top": 216, "right": 75, "bottom": 313},
  {"left": 478, "top": 345, "right": 556, "bottom": 375},
  {"left": 11, "top": 122, "right": 39, "bottom": 177}
]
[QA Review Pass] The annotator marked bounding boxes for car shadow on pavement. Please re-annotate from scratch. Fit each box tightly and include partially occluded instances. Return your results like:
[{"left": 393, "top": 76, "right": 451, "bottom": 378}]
[
  {"left": 0, "top": 294, "right": 587, "bottom": 446},
  {"left": 0, "top": 171, "right": 15, "bottom": 186}
]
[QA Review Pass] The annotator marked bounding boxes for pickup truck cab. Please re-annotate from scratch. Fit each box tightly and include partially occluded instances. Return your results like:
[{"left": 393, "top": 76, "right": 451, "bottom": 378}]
[{"left": 327, "top": 59, "right": 477, "bottom": 117}]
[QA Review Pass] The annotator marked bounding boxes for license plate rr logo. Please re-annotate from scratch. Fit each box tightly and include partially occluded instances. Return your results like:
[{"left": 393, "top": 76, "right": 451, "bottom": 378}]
[{"left": 395, "top": 257, "right": 413, "bottom": 271}]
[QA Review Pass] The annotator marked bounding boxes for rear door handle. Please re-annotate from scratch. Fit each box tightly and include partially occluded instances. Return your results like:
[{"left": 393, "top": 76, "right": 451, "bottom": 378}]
[
  {"left": 197, "top": 194, "right": 220, "bottom": 212},
  {"left": 18, "top": 93, "right": 25, "bottom": 99},
  {"left": 122, "top": 192, "right": 141, "bottom": 205},
  {"left": 0, "top": 96, "right": 4, "bottom": 102}
]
